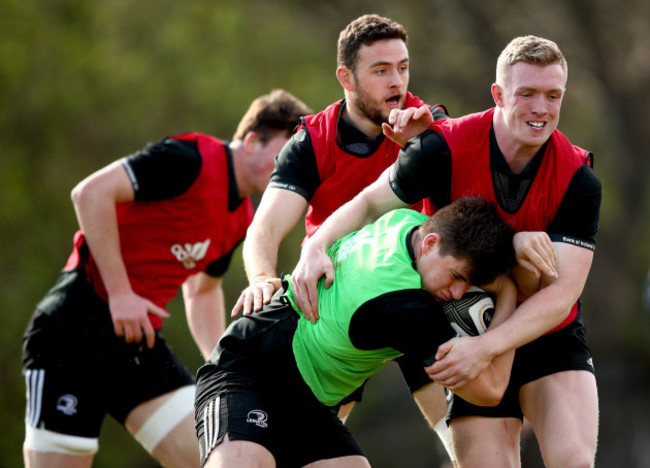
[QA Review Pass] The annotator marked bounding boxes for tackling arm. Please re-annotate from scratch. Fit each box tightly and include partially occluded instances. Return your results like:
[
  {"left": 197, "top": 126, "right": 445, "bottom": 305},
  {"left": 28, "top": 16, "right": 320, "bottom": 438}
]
[
  {"left": 291, "top": 168, "right": 407, "bottom": 321},
  {"left": 429, "top": 242, "right": 593, "bottom": 388}
]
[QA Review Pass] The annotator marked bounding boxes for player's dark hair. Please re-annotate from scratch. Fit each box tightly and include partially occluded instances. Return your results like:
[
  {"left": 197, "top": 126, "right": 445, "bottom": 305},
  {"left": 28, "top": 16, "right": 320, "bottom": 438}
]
[
  {"left": 233, "top": 89, "right": 312, "bottom": 143},
  {"left": 418, "top": 197, "right": 516, "bottom": 285},
  {"left": 337, "top": 14, "right": 408, "bottom": 73}
]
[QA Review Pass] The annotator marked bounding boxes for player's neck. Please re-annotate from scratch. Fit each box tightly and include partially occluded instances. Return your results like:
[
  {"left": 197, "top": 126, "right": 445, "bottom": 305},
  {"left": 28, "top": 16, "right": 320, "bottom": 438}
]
[
  {"left": 228, "top": 140, "right": 250, "bottom": 198},
  {"left": 493, "top": 116, "right": 541, "bottom": 174},
  {"left": 342, "top": 99, "right": 382, "bottom": 139}
]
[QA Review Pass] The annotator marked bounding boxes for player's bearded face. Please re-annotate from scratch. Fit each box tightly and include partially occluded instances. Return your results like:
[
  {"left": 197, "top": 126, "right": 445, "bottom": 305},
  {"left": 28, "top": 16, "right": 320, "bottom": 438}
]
[{"left": 353, "top": 77, "right": 402, "bottom": 127}]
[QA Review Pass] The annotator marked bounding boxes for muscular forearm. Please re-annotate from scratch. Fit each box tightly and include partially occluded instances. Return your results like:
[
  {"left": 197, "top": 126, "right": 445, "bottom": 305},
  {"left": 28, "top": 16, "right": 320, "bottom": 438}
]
[
  {"left": 242, "top": 231, "right": 281, "bottom": 284},
  {"left": 478, "top": 280, "right": 583, "bottom": 359},
  {"left": 308, "top": 169, "right": 404, "bottom": 252},
  {"left": 243, "top": 188, "right": 306, "bottom": 284},
  {"left": 479, "top": 242, "right": 593, "bottom": 357}
]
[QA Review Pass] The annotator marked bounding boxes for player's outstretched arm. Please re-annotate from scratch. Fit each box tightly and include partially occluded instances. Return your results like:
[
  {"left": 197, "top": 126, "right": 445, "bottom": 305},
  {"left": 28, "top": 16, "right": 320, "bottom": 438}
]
[
  {"left": 291, "top": 168, "right": 406, "bottom": 321},
  {"left": 232, "top": 188, "right": 307, "bottom": 317}
]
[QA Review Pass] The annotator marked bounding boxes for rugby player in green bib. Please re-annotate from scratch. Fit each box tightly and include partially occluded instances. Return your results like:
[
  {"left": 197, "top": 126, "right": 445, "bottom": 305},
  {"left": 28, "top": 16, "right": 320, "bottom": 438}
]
[{"left": 195, "top": 197, "right": 517, "bottom": 468}]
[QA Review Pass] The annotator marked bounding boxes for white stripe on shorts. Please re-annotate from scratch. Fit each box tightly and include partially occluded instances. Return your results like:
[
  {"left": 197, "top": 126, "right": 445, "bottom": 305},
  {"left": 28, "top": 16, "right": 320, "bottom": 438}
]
[
  {"left": 203, "top": 396, "right": 220, "bottom": 454},
  {"left": 24, "top": 369, "right": 45, "bottom": 427}
]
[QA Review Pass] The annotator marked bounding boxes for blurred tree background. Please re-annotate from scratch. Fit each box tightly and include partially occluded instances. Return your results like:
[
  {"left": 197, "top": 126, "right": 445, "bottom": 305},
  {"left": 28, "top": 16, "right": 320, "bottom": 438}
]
[{"left": 2, "top": 0, "right": 649, "bottom": 466}]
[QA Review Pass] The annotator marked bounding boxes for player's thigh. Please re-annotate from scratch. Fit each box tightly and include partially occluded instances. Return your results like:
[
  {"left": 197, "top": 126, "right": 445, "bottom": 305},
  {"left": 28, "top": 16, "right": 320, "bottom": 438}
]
[
  {"left": 125, "top": 385, "right": 198, "bottom": 466},
  {"left": 450, "top": 416, "right": 521, "bottom": 468},
  {"left": 24, "top": 448, "right": 93, "bottom": 468},
  {"left": 520, "top": 370, "right": 598, "bottom": 467},
  {"left": 205, "top": 435, "right": 274, "bottom": 468},
  {"left": 304, "top": 455, "right": 371, "bottom": 467}
]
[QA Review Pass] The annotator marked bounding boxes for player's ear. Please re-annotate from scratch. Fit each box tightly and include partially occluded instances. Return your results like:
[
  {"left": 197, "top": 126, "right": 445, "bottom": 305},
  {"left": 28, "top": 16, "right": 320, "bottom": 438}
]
[
  {"left": 491, "top": 83, "right": 504, "bottom": 107},
  {"left": 422, "top": 232, "right": 442, "bottom": 254},
  {"left": 242, "top": 131, "right": 260, "bottom": 154},
  {"left": 336, "top": 66, "right": 355, "bottom": 92}
]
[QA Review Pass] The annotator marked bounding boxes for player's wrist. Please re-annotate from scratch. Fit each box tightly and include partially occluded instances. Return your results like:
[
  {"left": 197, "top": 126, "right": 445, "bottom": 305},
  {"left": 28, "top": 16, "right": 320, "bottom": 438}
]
[
  {"left": 476, "top": 329, "right": 505, "bottom": 360},
  {"left": 253, "top": 274, "right": 281, "bottom": 292}
]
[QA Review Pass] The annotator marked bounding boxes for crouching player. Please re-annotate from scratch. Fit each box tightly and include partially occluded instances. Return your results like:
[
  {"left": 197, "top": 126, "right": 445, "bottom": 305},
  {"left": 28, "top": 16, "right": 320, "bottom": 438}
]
[{"left": 195, "top": 197, "right": 517, "bottom": 467}]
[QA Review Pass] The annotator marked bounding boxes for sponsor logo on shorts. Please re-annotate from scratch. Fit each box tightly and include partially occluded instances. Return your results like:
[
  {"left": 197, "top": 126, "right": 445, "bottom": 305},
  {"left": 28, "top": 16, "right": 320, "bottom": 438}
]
[
  {"left": 587, "top": 357, "right": 594, "bottom": 369},
  {"left": 56, "top": 394, "right": 78, "bottom": 416},
  {"left": 246, "top": 409, "right": 268, "bottom": 429}
]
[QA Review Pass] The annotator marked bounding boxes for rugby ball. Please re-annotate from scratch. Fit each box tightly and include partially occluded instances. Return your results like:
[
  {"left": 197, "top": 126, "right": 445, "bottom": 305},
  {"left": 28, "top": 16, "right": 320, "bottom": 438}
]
[{"left": 441, "top": 286, "right": 494, "bottom": 337}]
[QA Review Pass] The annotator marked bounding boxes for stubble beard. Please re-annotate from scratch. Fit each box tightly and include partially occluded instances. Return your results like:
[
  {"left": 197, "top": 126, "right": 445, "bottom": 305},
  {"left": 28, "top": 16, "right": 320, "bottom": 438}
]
[{"left": 354, "top": 89, "right": 390, "bottom": 127}]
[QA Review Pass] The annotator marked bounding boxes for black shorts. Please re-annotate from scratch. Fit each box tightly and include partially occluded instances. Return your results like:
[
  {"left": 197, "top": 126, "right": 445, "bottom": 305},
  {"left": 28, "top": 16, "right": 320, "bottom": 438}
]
[
  {"left": 195, "top": 292, "right": 363, "bottom": 468},
  {"left": 22, "top": 268, "right": 194, "bottom": 438},
  {"left": 448, "top": 308, "right": 595, "bottom": 421}
]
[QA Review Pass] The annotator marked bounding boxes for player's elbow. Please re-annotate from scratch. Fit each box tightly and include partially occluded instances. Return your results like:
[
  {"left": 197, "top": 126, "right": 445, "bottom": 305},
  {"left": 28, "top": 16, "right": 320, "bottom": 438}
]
[
  {"left": 70, "top": 179, "right": 93, "bottom": 211},
  {"left": 461, "top": 386, "right": 504, "bottom": 407},
  {"left": 457, "top": 373, "right": 508, "bottom": 407},
  {"left": 476, "top": 383, "right": 506, "bottom": 407}
]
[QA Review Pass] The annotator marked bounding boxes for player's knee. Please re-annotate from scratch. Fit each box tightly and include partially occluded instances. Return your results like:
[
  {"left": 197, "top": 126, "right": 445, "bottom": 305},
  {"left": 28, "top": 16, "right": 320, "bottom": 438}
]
[
  {"left": 133, "top": 385, "right": 195, "bottom": 454},
  {"left": 24, "top": 425, "right": 99, "bottom": 456}
]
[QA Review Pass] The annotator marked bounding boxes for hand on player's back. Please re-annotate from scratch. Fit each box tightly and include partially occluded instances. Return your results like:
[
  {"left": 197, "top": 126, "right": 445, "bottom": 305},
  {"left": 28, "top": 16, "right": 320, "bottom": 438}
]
[
  {"left": 231, "top": 280, "right": 278, "bottom": 318},
  {"left": 513, "top": 231, "right": 558, "bottom": 279},
  {"left": 290, "top": 239, "right": 335, "bottom": 323}
]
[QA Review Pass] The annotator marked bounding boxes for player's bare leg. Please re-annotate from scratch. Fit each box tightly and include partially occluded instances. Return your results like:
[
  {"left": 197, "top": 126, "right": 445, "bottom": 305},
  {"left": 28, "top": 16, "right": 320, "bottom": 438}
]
[
  {"left": 204, "top": 434, "right": 275, "bottom": 468},
  {"left": 450, "top": 415, "right": 521, "bottom": 468},
  {"left": 126, "top": 386, "right": 199, "bottom": 467},
  {"left": 305, "top": 455, "right": 371, "bottom": 467},
  {"left": 24, "top": 448, "right": 93, "bottom": 468},
  {"left": 521, "top": 371, "right": 598, "bottom": 468},
  {"left": 413, "top": 382, "right": 457, "bottom": 463}
]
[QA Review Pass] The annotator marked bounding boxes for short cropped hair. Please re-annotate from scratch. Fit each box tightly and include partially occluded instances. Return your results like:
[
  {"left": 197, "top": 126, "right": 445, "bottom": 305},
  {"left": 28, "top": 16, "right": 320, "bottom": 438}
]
[
  {"left": 418, "top": 197, "right": 516, "bottom": 286},
  {"left": 496, "top": 35, "right": 568, "bottom": 87},
  {"left": 233, "top": 89, "right": 312, "bottom": 143},
  {"left": 337, "top": 14, "right": 408, "bottom": 72}
]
